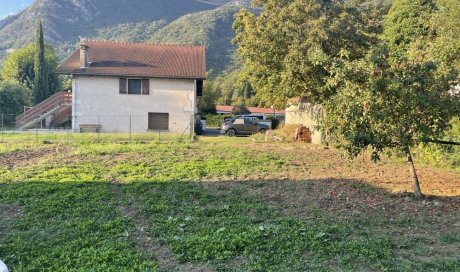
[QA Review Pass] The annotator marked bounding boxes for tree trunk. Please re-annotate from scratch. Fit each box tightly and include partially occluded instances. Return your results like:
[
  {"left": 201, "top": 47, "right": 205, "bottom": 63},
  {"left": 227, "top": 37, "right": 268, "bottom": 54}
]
[{"left": 406, "top": 149, "right": 423, "bottom": 199}]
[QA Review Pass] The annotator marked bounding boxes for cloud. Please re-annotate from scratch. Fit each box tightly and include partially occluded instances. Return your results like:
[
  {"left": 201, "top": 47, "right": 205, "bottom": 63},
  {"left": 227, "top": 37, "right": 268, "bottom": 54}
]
[{"left": 1, "top": 12, "right": 16, "bottom": 19}]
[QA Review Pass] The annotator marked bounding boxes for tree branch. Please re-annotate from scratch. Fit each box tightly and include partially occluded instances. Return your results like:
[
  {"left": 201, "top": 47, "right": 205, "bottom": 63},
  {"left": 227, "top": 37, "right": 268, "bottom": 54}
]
[{"left": 424, "top": 139, "right": 460, "bottom": 146}]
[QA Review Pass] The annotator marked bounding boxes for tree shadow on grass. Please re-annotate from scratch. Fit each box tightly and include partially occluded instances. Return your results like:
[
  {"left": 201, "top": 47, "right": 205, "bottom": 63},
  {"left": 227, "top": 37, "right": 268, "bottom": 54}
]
[{"left": 0, "top": 179, "right": 459, "bottom": 271}]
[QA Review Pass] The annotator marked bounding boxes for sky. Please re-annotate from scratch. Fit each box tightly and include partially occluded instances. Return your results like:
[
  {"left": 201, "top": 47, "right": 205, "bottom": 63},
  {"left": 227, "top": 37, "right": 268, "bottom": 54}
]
[{"left": 0, "top": 0, "right": 33, "bottom": 19}]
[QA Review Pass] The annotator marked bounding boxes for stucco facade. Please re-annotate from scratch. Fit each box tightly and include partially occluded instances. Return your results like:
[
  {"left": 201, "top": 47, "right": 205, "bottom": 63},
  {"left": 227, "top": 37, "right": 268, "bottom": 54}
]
[
  {"left": 285, "top": 103, "right": 323, "bottom": 145},
  {"left": 72, "top": 75, "right": 197, "bottom": 133}
]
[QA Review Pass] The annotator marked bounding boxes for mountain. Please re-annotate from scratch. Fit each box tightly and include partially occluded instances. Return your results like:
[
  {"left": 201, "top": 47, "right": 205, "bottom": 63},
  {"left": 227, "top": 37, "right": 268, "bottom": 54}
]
[
  {"left": 0, "top": 0, "right": 244, "bottom": 74},
  {"left": 150, "top": 5, "right": 242, "bottom": 75},
  {"left": 0, "top": 0, "right": 224, "bottom": 48}
]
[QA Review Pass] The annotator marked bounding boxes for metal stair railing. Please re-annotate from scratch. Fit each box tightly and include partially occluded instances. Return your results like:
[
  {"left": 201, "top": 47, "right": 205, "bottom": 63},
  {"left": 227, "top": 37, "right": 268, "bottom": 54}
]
[
  {"left": 51, "top": 106, "right": 72, "bottom": 126},
  {"left": 16, "top": 92, "right": 72, "bottom": 129}
]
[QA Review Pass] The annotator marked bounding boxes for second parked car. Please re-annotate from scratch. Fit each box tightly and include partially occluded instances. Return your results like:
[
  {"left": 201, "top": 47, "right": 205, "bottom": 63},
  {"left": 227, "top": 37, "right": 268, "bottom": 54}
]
[{"left": 221, "top": 117, "right": 269, "bottom": 136}]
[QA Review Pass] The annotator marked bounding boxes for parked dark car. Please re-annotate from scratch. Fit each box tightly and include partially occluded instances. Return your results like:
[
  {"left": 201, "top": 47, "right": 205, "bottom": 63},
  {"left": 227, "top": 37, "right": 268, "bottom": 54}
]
[{"left": 221, "top": 117, "right": 269, "bottom": 136}]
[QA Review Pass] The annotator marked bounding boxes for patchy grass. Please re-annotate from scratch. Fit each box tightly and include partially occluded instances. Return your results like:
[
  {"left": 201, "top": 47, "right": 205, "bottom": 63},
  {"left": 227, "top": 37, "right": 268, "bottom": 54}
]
[
  {"left": 0, "top": 182, "right": 157, "bottom": 271},
  {"left": 122, "top": 182, "right": 395, "bottom": 271},
  {"left": 0, "top": 134, "right": 459, "bottom": 271}
]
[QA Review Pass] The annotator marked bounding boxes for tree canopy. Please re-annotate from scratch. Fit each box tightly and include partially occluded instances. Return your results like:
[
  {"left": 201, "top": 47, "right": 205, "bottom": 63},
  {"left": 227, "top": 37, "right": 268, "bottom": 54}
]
[
  {"left": 0, "top": 81, "right": 31, "bottom": 115},
  {"left": 233, "top": 0, "right": 384, "bottom": 107},
  {"left": 321, "top": 0, "right": 459, "bottom": 198},
  {"left": 383, "top": 0, "right": 437, "bottom": 50},
  {"left": 1, "top": 19, "right": 60, "bottom": 106},
  {"left": 233, "top": 0, "right": 460, "bottom": 198},
  {"left": 0, "top": 43, "right": 60, "bottom": 97},
  {"left": 33, "top": 18, "right": 50, "bottom": 104}
]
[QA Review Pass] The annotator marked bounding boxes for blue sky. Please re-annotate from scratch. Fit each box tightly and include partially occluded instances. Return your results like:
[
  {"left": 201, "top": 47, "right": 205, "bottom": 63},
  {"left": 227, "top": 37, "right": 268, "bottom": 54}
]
[{"left": 0, "top": 0, "right": 33, "bottom": 19}]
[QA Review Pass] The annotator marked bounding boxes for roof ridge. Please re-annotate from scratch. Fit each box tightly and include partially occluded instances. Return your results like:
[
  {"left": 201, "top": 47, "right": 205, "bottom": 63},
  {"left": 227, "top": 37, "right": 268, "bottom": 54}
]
[{"left": 85, "top": 39, "right": 205, "bottom": 48}]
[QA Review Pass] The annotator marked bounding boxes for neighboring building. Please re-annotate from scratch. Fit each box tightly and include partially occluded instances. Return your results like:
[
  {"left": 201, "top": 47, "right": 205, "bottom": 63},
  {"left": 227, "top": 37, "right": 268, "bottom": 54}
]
[
  {"left": 56, "top": 40, "right": 205, "bottom": 133},
  {"left": 215, "top": 105, "right": 285, "bottom": 117},
  {"left": 285, "top": 98, "right": 323, "bottom": 144}
]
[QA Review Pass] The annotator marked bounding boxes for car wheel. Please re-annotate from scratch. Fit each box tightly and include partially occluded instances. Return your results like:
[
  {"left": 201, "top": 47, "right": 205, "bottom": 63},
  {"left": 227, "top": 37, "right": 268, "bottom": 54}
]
[
  {"left": 258, "top": 129, "right": 267, "bottom": 134},
  {"left": 227, "top": 129, "right": 236, "bottom": 137}
]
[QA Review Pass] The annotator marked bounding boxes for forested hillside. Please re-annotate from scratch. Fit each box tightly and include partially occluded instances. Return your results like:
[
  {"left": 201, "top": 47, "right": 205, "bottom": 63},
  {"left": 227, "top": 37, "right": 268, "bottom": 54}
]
[
  {"left": 0, "top": 0, "right": 244, "bottom": 74},
  {"left": 150, "top": 5, "right": 242, "bottom": 76}
]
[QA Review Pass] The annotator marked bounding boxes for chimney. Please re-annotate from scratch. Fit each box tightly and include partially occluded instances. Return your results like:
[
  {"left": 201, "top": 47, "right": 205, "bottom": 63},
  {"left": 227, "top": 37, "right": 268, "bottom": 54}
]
[{"left": 79, "top": 43, "right": 89, "bottom": 68}]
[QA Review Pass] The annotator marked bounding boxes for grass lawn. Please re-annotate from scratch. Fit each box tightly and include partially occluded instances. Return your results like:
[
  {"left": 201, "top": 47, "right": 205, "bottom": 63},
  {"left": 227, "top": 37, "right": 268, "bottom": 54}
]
[{"left": 0, "top": 134, "right": 459, "bottom": 271}]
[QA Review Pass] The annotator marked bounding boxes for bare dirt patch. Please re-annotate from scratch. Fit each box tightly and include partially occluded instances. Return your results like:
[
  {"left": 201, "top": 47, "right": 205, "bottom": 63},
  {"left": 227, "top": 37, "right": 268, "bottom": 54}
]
[
  {"left": 0, "top": 204, "right": 23, "bottom": 232},
  {"left": 245, "top": 142, "right": 460, "bottom": 196},
  {"left": 0, "top": 145, "right": 72, "bottom": 168}
]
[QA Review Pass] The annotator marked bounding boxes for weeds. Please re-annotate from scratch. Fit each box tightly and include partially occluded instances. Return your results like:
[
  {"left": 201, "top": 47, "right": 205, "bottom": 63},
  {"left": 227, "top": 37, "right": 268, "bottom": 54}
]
[{"left": 0, "top": 135, "right": 458, "bottom": 271}]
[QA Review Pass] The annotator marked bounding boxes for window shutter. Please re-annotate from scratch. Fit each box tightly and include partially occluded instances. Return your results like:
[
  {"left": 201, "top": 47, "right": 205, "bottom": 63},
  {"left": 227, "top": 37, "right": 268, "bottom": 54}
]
[
  {"left": 142, "top": 79, "right": 150, "bottom": 95},
  {"left": 119, "top": 78, "right": 127, "bottom": 94}
]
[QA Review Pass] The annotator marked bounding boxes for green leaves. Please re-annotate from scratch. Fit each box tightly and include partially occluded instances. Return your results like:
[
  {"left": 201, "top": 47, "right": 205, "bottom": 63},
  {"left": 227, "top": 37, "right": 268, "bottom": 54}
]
[
  {"left": 233, "top": 0, "right": 381, "bottom": 107},
  {"left": 0, "top": 42, "right": 61, "bottom": 105},
  {"left": 0, "top": 81, "right": 31, "bottom": 115},
  {"left": 318, "top": 0, "right": 460, "bottom": 165},
  {"left": 384, "top": 0, "right": 437, "bottom": 50},
  {"left": 33, "top": 18, "right": 49, "bottom": 104},
  {"left": 0, "top": 19, "right": 61, "bottom": 107}
]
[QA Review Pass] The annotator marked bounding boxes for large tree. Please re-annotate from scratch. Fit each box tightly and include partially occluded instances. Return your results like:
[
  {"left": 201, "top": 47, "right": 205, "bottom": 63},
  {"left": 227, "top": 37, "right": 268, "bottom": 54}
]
[
  {"left": 233, "top": 0, "right": 384, "bottom": 107},
  {"left": 434, "top": 0, "right": 460, "bottom": 74},
  {"left": 0, "top": 43, "right": 60, "bottom": 94},
  {"left": 384, "top": 0, "right": 436, "bottom": 50},
  {"left": 322, "top": 0, "right": 459, "bottom": 198},
  {"left": 198, "top": 80, "right": 220, "bottom": 115},
  {"left": 0, "top": 81, "right": 31, "bottom": 115},
  {"left": 33, "top": 18, "right": 50, "bottom": 104}
]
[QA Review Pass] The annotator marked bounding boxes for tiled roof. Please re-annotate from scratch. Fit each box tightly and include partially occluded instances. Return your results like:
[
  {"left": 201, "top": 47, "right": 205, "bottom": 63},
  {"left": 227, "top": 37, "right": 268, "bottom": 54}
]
[
  {"left": 56, "top": 40, "right": 206, "bottom": 79},
  {"left": 216, "top": 105, "right": 286, "bottom": 115},
  {"left": 247, "top": 106, "right": 285, "bottom": 115}
]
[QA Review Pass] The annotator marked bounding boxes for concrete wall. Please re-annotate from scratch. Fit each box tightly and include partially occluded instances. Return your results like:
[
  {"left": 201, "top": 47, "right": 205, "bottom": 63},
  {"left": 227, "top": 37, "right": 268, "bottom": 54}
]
[
  {"left": 72, "top": 75, "right": 196, "bottom": 133},
  {"left": 285, "top": 104, "right": 323, "bottom": 145}
]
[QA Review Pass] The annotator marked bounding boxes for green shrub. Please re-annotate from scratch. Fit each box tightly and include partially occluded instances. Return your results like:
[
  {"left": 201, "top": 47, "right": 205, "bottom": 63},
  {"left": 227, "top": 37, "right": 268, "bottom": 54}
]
[
  {"left": 266, "top": 116, "right": 280, "bottom": 129},
  {"left": 0, "top": 81, "right": 31, "bottom": 115},
  {"left": 416, "top": 118, "right": 460, "bottom": 170},
  {"left": 204, "top": 114, "right": 233, "bottom": 127}
]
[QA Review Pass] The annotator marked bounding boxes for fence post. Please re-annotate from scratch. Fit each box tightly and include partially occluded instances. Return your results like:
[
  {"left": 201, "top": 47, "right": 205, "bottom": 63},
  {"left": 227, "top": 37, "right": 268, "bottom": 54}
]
[
  {"left": 1, "top": 115, "right": 3, "bottom": 143},
  {"left": 129, "top": 115, "right": 132, "bottom": 142},
  {"left": 67, "top": 119, "right": 70, "bottom": 141},
  {"left": 190, "top": 114, "right": 195, "bottom": 140},
  {"left": 97, "top": 115, "right": 100, "bottom": 142}
]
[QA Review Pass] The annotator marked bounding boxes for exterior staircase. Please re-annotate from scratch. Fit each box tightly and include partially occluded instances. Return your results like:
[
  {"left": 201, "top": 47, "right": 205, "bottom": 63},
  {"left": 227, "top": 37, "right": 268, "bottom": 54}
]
[{"left": 16, "top": 92, "right": 72, "bottom": 130}]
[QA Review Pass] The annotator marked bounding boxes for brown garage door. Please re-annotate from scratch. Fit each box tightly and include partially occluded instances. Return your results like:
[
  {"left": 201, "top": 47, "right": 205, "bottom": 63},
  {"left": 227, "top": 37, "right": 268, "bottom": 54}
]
[{"left": 148, "top": 113, "right": 169, "bottom": 130}]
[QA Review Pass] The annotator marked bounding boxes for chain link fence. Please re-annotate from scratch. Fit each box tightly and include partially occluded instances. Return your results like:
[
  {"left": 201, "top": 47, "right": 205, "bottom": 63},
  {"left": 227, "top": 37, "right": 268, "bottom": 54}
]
[{"left": 0, "top": 113, "right": 197, "bottom": 144}]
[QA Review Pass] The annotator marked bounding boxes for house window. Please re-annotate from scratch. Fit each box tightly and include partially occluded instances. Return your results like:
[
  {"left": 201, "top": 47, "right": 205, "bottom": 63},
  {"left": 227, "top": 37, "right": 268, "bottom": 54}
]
[
  {"left": 148, "top": 113, "right": 169, "bottom": 130},
  {"left": 128, "top": 79, "right": 142, "bottom": 95},
  {"left": 119, "top": 78, "right": 150, "bottom": 95}
]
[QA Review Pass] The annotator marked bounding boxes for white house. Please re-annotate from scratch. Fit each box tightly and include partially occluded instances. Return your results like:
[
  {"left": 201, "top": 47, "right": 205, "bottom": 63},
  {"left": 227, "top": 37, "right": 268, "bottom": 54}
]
[{"left": 56, "top": 40, "right": 206, "bottom": 133}]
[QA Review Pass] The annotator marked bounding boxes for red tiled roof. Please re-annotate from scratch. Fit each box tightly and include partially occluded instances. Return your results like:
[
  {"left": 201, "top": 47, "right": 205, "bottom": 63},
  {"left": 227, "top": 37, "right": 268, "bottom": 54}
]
[
  {"left": 216, "top": 105, "right": 234, "bottom": 113},
  {"left": 247, "top": 106, "right": 285, "bottom": 114},
  {"left": 56, "top": 40, "right": 206, "bottom": 79},
  {"left": 216, "top": 105, "right": 285, "bottom": 115}
]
